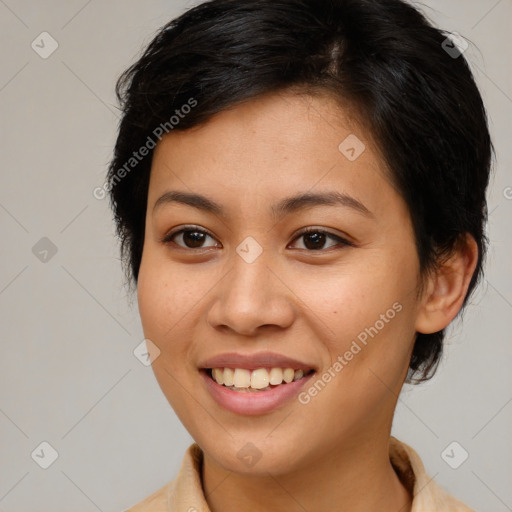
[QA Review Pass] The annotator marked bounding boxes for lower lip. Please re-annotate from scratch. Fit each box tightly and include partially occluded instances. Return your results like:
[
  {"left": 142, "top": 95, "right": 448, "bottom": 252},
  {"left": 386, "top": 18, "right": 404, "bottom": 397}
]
[{"left": 200, "top": 370, "right": 315, "bottom": 416}]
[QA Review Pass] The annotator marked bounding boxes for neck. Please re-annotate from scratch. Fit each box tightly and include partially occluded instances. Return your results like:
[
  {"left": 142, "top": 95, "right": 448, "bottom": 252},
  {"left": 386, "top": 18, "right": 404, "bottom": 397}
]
[{"left": 201, "top": 432, "right": 412, "bottom": 512}]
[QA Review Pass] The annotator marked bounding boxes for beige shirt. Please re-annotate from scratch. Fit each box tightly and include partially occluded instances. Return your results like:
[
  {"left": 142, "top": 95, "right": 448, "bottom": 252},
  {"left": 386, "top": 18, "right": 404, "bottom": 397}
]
[{"left": 126, "top": 438, "right": 474, "bottom": 512}]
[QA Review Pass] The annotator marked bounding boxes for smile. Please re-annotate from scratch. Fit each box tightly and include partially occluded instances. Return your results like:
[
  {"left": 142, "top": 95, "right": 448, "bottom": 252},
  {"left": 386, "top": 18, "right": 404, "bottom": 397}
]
[{"left": 208, "top": 367, "right": 315, "bottom": 391}]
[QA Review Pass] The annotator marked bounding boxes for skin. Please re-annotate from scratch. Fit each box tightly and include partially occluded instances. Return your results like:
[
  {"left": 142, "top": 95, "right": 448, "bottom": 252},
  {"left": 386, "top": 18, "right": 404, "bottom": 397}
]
[{"left": 137, "top": 90, "right": 478, "bottom": 512}]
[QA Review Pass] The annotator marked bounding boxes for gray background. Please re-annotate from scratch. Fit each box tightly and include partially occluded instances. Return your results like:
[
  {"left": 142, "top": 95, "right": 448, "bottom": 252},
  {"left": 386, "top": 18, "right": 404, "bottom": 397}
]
[{"left": 0, "top": 1, "right": 510, "bottom": 511}]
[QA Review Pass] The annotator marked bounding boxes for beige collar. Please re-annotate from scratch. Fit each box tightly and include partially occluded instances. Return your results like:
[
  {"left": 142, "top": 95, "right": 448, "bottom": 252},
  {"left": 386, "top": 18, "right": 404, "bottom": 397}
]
[{"left": 127, "top": 438, "right": 474, "bottom": 511}]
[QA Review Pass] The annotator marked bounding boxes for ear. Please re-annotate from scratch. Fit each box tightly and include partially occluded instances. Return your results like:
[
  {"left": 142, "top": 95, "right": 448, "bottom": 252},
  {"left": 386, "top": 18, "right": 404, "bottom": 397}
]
[{"left": 415, "top": 234, "right": 479, "bottom": 334}]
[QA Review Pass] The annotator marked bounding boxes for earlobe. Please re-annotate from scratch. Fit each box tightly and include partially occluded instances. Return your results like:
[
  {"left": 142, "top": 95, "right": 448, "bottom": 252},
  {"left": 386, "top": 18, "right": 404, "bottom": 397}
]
[{"left": 415, "top": 234, "right": 479, "bottom": 334}]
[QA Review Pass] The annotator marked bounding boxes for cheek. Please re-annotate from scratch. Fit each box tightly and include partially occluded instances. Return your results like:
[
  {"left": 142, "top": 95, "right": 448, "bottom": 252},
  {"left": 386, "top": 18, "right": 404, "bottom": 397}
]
[
  {"left": 137, "top": 252, "right": 198, "bottom": 359},
  {"left": 294, "top": 250, "right": 418, "bottom": 341},
  {"left": 136, "top": 253, "right": 205, "bottom": 423},
  {"left": 293, "top": 249, "right": 419, "bottom": 407},
  {"left": 294, "top": 272, "right": 417, "bottom": 438}
]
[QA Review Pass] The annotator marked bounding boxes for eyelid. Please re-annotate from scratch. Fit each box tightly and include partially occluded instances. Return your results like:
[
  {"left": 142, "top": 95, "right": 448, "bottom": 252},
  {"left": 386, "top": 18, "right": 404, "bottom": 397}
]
[
  {"left": 160, "top": 225, "right": 220, "bottom": 246},
  {"left": 289, "top": 227, "right": 353, "bottom": 248}
]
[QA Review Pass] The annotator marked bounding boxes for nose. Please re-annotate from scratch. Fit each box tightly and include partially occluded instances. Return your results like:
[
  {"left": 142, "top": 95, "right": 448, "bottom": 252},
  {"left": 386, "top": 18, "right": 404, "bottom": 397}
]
[{"left": 206, "top": 251, "right": 296, "bottom": 336}]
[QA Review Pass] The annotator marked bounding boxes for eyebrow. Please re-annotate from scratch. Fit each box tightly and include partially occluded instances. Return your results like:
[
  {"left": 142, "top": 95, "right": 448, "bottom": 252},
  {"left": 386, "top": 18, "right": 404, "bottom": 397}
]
[{"left": 153, "top": 190, "right": 373, "bottom": 219}]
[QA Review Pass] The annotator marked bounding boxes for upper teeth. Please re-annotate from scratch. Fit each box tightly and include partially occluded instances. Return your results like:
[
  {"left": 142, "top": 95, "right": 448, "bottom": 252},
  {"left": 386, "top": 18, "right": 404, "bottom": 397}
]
[{"left": 211, "top": 367, "right": 306, "bottom": 389}]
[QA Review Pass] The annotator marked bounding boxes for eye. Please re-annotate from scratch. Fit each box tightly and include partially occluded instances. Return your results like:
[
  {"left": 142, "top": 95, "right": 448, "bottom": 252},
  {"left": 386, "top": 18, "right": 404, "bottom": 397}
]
[
  {"left": 289, "top": 228, "right": 352, "bottom": 251},
  {"left": 161, "top": 226, "right": 221, "bottom": 249},
  {"left": 161, "top": 226, "right": 351, "bottom": 252}
]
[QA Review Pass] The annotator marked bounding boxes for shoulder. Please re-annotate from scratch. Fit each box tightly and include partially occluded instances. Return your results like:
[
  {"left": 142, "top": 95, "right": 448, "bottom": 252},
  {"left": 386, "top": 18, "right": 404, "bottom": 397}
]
[
  {"left": 124, "top": 480, "right": 175, "bottom": 512},
  {"left": 124, "top": 443, "right": 206, "bottom": 512},
  {"left": 390, "top": 437, "right": 475, "bottom": 512}
]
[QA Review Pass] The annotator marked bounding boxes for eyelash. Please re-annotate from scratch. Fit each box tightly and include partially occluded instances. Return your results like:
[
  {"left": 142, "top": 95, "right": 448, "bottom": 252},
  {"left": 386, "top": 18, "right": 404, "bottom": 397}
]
[{"left": 161, "top": 225, "right": 353, "bottom": 252}]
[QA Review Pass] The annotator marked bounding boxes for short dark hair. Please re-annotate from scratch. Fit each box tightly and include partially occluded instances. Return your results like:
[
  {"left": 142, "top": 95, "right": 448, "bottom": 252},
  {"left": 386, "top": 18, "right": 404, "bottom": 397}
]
[{"left": 108, "top": 0, "right": 493, "bottom": 382}]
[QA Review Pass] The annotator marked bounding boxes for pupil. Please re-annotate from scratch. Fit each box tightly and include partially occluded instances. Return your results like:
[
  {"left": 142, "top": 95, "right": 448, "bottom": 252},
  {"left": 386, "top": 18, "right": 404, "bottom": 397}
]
[
  {"left": 181, "top": 231, "right": 327, "bottom": 249},
  {"left": 184, "top": 231, "right": 205, "bottom": 248},
  {"left": 304, "top": 232, "right": 325, "bottom": 250}
]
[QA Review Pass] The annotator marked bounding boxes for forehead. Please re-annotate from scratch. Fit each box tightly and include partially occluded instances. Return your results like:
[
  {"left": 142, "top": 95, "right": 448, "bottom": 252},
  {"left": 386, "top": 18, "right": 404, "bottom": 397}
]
[{"left": 147, "top": 90, "right": 398, "bottom": 220}]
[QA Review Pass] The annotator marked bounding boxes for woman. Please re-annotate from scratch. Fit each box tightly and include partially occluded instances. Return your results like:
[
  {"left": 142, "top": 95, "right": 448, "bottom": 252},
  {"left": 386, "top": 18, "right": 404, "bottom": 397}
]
[{"left": 108, "top": 0, "right": 492, "bottom": 510}]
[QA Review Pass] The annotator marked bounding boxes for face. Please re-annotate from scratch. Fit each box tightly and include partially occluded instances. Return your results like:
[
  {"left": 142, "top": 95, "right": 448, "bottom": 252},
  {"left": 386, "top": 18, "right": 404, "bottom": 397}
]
[{"left": 137, "top": 90, "right": 423, "bottom": 476}]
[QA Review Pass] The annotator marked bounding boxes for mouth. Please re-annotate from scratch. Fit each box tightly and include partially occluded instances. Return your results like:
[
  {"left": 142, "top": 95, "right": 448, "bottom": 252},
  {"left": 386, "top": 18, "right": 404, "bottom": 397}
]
[
  {"left": 205, "top": 367, "right": 316, "bottom": 392},
  {"left": 200, "top": 366, "right": 316, "bottom": 415},
  {"left": 198, "top": 352, "right": 317, "bottom": 414}
]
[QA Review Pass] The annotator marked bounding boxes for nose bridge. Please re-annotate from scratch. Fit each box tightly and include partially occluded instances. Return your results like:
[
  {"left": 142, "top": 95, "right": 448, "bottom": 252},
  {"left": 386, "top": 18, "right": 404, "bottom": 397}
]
[
  {"left": 230, "top": 246, "right": 271, "bottom": 298},
  {"left": 227, "top": 233, "right": 272, "bottom": 299}
]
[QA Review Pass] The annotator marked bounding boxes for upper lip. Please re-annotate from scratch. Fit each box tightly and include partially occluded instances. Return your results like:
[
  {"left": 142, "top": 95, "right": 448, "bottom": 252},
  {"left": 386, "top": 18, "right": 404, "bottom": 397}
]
[{"left": 199, "top": 351, "right": 315, "bottom": 371}]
